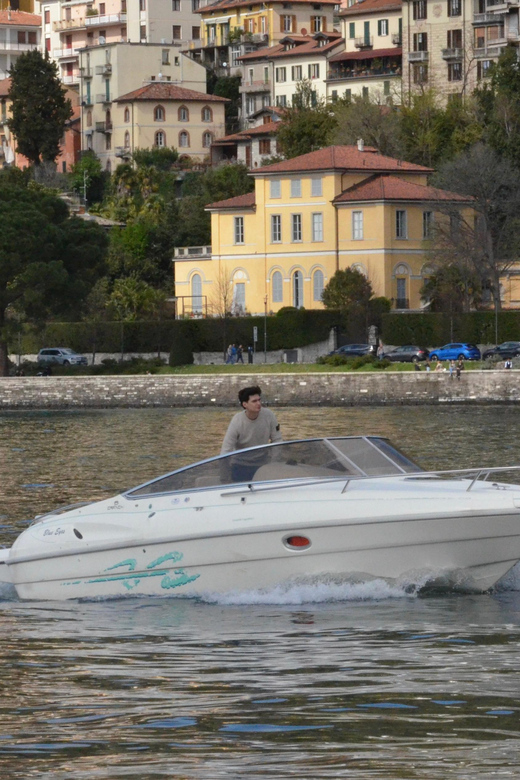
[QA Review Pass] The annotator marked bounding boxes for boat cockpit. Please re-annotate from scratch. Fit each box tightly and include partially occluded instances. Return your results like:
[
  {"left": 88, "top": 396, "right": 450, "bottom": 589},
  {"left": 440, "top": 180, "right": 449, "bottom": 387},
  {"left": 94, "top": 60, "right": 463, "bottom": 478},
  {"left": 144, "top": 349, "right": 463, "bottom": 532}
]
[{"left": 125, "top": 437, "right": 422, "bottom": 498}]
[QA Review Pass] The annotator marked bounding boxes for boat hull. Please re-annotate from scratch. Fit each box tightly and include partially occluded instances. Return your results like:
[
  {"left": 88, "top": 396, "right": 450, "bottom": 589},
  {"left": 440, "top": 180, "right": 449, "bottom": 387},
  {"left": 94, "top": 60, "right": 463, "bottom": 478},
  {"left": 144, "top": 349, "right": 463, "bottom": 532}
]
[{"left": 7, "top": 506, "right": 520, "bottom": 601}]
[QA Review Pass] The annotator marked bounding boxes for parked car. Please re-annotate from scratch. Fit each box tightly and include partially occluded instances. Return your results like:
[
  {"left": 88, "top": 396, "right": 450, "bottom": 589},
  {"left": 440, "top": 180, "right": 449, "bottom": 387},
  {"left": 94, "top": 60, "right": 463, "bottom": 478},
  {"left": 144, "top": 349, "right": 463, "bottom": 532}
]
[
  {"left": 482, "top": 341, "right": 520, "bottom": 360},
  {"left": 382, "top": 345, "right": 430, "bottom": 363},
  {"left": 429, "top": 343, "right": 481, "bottom": 361},
  {"left": 37, "top": 348, "right": 88, "bottom": 366},
  {"left": 329, "top": 344, "right": 375, "bottom": 358}
]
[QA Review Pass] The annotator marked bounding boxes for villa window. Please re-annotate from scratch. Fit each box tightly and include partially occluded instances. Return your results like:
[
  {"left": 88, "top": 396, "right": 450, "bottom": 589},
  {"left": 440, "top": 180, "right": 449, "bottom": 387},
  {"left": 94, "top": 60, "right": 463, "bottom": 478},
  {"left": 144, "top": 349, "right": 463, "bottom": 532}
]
[
  {"left": 124, "top": 131, "right": 130, "bottom": 148},
  {"left": 202, "top": 106, "right": 213, "bottom": 122},
  {"left": 154, "top": 105, "right": 165, "bottom": 121},
  {"left": 312, "top": 213, "right": 323, "bottom": 242},
  {"left": 202, "top": 131, "right": 213, "bottom": 147},
  {"left": 413, "top": 0, "right": 427, "bottom": 19},
  {"left": 272, "top": 271, "right": 283, "bottom": 302},
  {"left": 423, "top": 211, "right": 433, "bottom": 239},
  {"left": 290, "top": 178, "right": 302, "bottom": 198},
  {"left": 352, "top": 210, "right": 363, "bottom": 240},
  {"left": 293, "top": 270, "right": 303, "bottom": 308},
  {"left": 179, "top": 131, "right": 189, "bottom": 147},
  {"left": 270, "top": 180, "right": 281, "bottom": 198},
  {"left": 313, "top": 269, "right": 324, "bottom": 301},
  {"left": 271, "top": 214, "right": 282, "bottom": 242},
  {"left": 396, "top": 209, "right": 408, "bottom": 239},
  {"left": 192, "top": 273, "right": 202, "bottom": 314},
  {"left": 178, "top": 105, "right": 189, "bottom": 121},
  {"left": 311, "top": 177, "right": 323, "bottom": 196},
  {"left": 291, "top": 214, "right": 302, "bottom": 242},
  {"left": 124, "top": 107, "right": 130, "bottom": 123},
  {"left": 234, "top": 216, "right": 244, "bottom": 244},
  {"left": 155, "top": 131, "right": 166, "bottom": 147}
]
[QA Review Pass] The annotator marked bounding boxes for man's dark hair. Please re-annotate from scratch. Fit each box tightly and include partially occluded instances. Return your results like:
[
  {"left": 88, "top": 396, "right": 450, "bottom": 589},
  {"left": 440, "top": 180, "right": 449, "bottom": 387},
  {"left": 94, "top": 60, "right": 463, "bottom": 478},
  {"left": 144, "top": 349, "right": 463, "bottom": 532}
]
[{"left": 238, "top": 386, "right": 261, "bottom": 407}]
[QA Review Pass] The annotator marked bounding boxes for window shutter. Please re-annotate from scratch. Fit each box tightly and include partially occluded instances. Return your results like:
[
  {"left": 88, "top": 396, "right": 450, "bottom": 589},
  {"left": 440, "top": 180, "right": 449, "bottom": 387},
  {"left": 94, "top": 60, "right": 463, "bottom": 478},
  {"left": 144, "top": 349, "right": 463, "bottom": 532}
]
[
  {"left": 349, "top": 22, "right": 355, "bottom": 38},
  {"left": 322, "top": 17, "right": 326, "bottom": 31},
  {"left": 378, "top": 19, "right": 382, "bottom": 35},
  {"left": 280, "top": 15, "right": 284, "bottom": 32},
  {"left": 292, "top": 14, "right": 297, "bottom": 32},
  {"left": 310, "top": 16, "right": 316, "bottom": 33}
]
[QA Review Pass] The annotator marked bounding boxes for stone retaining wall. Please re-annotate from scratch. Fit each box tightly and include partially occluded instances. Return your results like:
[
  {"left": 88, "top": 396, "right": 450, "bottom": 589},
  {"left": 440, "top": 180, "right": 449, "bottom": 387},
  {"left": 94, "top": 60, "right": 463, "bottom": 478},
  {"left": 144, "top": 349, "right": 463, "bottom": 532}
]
[{"left": 0, "top": 370, "right": 518, "bottom": 409}]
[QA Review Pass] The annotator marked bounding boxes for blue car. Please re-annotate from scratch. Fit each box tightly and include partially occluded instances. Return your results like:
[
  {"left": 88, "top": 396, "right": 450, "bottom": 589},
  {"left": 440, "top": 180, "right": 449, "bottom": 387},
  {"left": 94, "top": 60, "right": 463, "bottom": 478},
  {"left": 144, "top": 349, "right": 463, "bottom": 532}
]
[{"left": 429, "top": 342, "right": 481, "bottom": 361}]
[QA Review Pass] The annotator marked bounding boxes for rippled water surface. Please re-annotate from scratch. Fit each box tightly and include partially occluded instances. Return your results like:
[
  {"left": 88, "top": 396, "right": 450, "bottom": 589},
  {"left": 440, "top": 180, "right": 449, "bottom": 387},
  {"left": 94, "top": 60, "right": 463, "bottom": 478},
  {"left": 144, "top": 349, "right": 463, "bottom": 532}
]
[{"left": 1, "top": 405, "right": 520, "bottom": 778}]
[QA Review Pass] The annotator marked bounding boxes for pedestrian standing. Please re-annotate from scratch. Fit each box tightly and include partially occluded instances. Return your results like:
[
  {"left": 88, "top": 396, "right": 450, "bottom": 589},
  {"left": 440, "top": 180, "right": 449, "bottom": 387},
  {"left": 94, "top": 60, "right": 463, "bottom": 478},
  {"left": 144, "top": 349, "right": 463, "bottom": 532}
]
[
  {"left": 449, "top": 359, "right": 455, "bottom": 379},
  {"left": 456, "top": 358, "right": 464, "bottom": 380},
  {"left": 247, "top": 345, "right": 254, "bottom": 364}
]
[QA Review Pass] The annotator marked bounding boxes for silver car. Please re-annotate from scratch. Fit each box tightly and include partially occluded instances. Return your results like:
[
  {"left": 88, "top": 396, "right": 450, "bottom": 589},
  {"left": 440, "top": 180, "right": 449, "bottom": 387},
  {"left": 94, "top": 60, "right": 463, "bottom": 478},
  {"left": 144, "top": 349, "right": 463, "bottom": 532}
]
[{"left": 37, "top": 348, "right": 88, "bottom": 366}]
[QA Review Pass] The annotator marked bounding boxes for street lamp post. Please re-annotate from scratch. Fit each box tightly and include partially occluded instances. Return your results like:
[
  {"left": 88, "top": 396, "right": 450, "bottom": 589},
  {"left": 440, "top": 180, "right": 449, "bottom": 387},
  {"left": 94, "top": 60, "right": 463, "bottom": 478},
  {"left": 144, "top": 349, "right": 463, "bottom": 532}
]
[{"left": 264, "top": 295, "right": 268, "bottom": 363}]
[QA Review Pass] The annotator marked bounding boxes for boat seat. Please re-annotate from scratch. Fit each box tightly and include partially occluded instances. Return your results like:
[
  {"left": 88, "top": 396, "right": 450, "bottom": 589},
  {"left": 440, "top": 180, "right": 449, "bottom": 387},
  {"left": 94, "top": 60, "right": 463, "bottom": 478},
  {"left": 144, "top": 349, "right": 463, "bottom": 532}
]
[{"left": 253, "top": 463, "right": 344, "bottom": 482}]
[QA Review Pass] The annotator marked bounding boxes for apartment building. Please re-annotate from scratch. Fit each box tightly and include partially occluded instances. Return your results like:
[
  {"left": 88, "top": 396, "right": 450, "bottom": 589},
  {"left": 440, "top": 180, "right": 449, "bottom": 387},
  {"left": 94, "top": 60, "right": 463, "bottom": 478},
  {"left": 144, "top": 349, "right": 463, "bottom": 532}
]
[
  {"left": 190, "top": 0, "right": 338, "bottom": 78},
  {"left": 42, "top": 0, "right": 211, "bottom": 87},
  {"left": 0, "top": 9, "right": 41, "bottom": 80},
  {"left": 173, "top": 144, "right": 473, "bottom": 315},
  {"left": 327, "top": 0, "right": 402, "bottom": 102},
  {"left": 402, "top": 0, "right": 520, "bottom": 99},
  {"left": 78, "top": 42, "right": 224, "bottom": 169},
  {"left": 211, "top": 109, "right": 281, "bottom": 166}
]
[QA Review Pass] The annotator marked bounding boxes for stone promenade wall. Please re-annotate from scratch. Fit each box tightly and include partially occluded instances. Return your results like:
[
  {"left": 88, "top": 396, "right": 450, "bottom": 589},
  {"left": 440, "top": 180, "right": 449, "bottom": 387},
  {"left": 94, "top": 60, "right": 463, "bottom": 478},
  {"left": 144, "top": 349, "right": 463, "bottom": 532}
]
[{"left": 0, "top": 370, "right": 519, "bottom": 409}]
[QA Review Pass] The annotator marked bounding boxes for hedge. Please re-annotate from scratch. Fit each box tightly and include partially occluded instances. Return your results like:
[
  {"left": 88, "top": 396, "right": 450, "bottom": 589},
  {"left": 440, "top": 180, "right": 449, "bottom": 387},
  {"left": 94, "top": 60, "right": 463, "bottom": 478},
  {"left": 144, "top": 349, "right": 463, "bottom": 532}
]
[{"left": 381, "top": 311, "right": 520, "bottom": 347}]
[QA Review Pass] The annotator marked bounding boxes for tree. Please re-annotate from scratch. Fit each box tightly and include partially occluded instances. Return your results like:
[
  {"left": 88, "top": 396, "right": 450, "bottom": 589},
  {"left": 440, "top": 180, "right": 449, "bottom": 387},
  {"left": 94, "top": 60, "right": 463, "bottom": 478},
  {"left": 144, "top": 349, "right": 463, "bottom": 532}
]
[
  {"left": 276, "top": 80, "right": 337, "bottom": 159},
  {"left": 475, "top": 46, "right": 520, "bottom": 169},
  {"left": 430, "top": 144, "right": 520, "bottom": 313},
  {"left": 70, "top": 151, "right": 106, "bottom": 207},
  {"left": 8, "top": 50, "right": 73, "bottom": 168},
  {"left": 208, "top": 75, "right": 240, "bottom": 133},
  {"left": 132, "top": 147, "right": 179, "bottom": 171},
  {"left": 322, "top": 268, "right": 374, "bottom": 311},
  {"left": 331, "top": 94, "right": 403, "bottom": 158},
  {"left": 0, "top": 176, "right": 108, "bottom": 375},
  {"left": 420, "top": 265, "right": 481, "bottom": 314}
]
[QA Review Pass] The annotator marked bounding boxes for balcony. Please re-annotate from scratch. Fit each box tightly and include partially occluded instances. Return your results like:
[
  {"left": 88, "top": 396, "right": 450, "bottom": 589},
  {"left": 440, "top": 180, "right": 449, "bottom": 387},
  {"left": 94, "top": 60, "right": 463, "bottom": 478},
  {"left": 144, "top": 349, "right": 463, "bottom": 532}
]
[
  {"left": 96, "top": 94, "right": 111, "bottom": 103},
  {"left": 53, "top": 47, "right": 80, "bottom": 59},
  {"left": 240, "top": 79, "right": 271, "bottom": 93},
  {"left": 394, "top": 298, "right": 409, "bottom": 310},
  {"left": 327, "top": 66, "right": 401, "bottom": 81},
  {"left": 486, "top": 34, "right": 507, "bottom": 46},
  {"left": 174, "top": 246, "right": 212, "bottom": 260},
  {"left": 473, "top": 11, "right": 502, "bottom": 21},
  {"left": 95, "top": 63, "right": 112, "bottom": 76},
  {"left": 354, "top": 36, "right": 373, "bottom": 48},
  {"left": 62, "top": 73, "right": 80, "bottom": 84},
  {"left": 80, "top": 66, "right": 92, "bottom": 77},
  {"left": 85, "top": 12, "right": 127, "bottom": 27},
  {"left": 53, "top": 18, "right": 86, "bottom": 32},
  {"left": 442, "top": 47, "right": 463, "bottom": 59},
  {"left": 115, "top": 146, "right": 131, "bottom": 158},
  {"left": 95, "top": 121, "right": 113, "bottom": 133},
  {"left": 1, "top": 41, "right": 39, "bottom": 52},
  {"left": 408, "top": 50, "right": 429, "bottom": 62},
  {"left": 391, "top": 33, "right": 402, "bottom": 45}
]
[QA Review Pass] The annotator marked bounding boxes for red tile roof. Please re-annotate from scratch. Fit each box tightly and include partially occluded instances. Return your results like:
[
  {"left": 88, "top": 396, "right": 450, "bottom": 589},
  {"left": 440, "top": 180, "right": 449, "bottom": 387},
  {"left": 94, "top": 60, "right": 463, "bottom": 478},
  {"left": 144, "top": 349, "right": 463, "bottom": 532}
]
[
  {"left": 0, "top": 77, "right": 11, "bottom": 97},
  {"left": 213, "top": 121, "right": 280, "bottom": 144},
  {"left": 0, "top": 10, "right": 41, "bottom": 25},
  {"left": 206, "top": 192, "right": 256, "bottom": 210},
  {"left": 334, "top": 174, "right": 473, "bottom": 203},
  {"left": 268, "top": 35, "right": 344, "bottom": 59},
  {"left": 116, "top": 83, "right": 229, "bottom": 103},
  {"left": 239, "top": 41, "right": 304, "bottom": 62},
  {"left": 328, "top": 47, "right": 401, "bottom": 62},
  {"left": 340, "top": 0, "right": 401, "bottom": 16},
  {"left": 254, "top": 145, "right": 432, "bottom": 175}
]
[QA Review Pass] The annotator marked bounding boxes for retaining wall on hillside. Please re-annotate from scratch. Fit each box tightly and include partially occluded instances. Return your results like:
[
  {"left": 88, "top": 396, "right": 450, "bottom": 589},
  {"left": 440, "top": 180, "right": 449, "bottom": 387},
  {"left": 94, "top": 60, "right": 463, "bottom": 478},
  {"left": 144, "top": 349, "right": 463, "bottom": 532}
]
[{"left": 0, "top": 370, "right": 518, "bottom": 409}]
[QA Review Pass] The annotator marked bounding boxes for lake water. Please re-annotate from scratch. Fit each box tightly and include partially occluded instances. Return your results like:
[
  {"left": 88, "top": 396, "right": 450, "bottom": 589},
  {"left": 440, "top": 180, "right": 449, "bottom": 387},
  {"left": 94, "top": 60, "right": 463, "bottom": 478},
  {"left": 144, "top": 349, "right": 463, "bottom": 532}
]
[{"left": 1, "top": 406, "right": 520, "bottom": 779}]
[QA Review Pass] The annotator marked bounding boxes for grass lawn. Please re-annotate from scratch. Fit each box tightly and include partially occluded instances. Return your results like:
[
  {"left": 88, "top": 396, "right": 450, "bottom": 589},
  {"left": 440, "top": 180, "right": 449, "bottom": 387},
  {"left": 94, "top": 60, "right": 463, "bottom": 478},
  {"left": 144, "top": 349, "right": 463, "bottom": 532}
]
[{"left": 159, "top": 361, "right": 488, "bottom": 375}]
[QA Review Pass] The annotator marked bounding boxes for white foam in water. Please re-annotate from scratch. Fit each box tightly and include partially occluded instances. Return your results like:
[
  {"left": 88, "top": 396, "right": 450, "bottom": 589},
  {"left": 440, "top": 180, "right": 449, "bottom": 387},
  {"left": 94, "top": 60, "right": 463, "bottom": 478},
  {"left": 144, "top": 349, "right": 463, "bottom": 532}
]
[{"left": 201, "top": 578, "right": 416, "bottom": 606}]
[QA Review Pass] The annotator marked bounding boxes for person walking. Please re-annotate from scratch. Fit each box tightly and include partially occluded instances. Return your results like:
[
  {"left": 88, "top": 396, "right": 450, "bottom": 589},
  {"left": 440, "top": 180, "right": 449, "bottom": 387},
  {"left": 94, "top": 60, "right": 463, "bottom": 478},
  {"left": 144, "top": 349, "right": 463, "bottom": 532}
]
[{"left": 236, "top": 345, "right": 244, "bottom": 364}]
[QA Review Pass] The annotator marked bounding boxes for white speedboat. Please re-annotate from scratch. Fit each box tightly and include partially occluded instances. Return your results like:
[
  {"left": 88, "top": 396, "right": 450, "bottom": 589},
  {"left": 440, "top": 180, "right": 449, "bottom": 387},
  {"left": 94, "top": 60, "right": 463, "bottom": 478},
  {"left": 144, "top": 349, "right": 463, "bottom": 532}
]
[{"left": 2, "top": 436, "right": 520, "bottom": 601}]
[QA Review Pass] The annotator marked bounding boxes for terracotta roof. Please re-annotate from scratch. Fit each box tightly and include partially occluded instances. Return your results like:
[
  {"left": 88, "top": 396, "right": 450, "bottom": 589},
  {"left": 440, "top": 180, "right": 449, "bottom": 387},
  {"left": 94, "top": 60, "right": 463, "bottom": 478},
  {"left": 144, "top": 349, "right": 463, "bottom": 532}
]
[
  {"left": 206, "top": 191, "right": 256, "bottom": 210},
  {"left": 212, "top": 121, "right": 280, "bottom": 144},
  {"left": 0, "top": 77, "right": 11, "bottom": 97},
  {"left": 0, "top": 10, "right": 41, "bottom": 25},
  {"left": 254, "top": 145, "right": 432, "bottom": 175},
  {"left": 334, "top": 174, "right": 473, "bottom": 203},
  {"left": 268, "top": 35, "right": 344, "bottom": 59},
  {"left": 239, "top": 42, "right": 286, "bottom": 62},
  {"left": 115, "top": 83, "right": 229, "bottom": 103},
  {"left": 340, "top": 0, "right": 401, "bottom": 16},
  {"left": 328, "top": 47, "right": 401, "bottom": 62},
  {"left": 198, "top": 0, "right": 336, "bottom": 13}
]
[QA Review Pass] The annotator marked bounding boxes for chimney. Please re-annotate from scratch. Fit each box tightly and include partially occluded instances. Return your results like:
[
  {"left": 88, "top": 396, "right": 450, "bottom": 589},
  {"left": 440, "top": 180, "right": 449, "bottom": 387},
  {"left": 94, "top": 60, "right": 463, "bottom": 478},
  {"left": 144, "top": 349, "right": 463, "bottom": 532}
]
[{"left": 357, "top": 138, "right": 364, "bottom": 152}]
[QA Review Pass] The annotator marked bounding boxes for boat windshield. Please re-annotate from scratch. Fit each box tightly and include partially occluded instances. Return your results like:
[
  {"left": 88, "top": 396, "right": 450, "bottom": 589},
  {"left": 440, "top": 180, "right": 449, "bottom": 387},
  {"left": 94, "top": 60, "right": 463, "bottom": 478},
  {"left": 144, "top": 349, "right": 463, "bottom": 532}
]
[{"left": 126, "top": 437, "right": 421, "bottom": 498}]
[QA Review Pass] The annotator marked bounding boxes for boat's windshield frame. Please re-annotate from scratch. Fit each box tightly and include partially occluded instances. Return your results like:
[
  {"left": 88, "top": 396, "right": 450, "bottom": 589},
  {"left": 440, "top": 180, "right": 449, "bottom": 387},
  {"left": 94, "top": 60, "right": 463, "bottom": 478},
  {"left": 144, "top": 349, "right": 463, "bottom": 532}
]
[{"left": 124, "top": 436, "right": 422, "bottom": 499}]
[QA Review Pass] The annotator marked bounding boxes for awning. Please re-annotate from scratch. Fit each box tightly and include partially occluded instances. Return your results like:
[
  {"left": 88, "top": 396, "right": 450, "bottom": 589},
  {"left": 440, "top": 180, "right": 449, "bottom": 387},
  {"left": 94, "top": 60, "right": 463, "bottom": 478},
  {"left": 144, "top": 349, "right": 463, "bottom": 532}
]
[{"left": 329, "top": 47, "right": 402, "bottom": 63}]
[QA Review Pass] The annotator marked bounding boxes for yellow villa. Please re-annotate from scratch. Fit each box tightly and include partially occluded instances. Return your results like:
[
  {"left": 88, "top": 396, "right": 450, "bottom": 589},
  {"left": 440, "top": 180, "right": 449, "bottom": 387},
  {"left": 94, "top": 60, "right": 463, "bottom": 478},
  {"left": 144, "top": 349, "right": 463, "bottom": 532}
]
[{"left": 173, "top": 144, "right": 473, "bottom": 316}]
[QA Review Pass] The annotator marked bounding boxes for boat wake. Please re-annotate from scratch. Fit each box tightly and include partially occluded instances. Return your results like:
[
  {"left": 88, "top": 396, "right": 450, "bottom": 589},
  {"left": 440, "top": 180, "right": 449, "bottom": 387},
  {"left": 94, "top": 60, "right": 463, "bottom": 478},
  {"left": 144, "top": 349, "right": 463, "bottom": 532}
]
[{"left": 496, "top": 561, "right": 520, "bottom": 591}]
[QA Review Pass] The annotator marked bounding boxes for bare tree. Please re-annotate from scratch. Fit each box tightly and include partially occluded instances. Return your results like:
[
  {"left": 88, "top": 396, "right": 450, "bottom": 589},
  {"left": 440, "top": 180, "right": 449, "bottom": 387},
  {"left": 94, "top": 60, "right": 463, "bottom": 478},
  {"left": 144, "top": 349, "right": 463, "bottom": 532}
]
[
  {"left": 209, "top": 264, "right": 235, "bottom": 361},
  {"left": 430, "top": 144, "right": 520, "bottom": 314}
]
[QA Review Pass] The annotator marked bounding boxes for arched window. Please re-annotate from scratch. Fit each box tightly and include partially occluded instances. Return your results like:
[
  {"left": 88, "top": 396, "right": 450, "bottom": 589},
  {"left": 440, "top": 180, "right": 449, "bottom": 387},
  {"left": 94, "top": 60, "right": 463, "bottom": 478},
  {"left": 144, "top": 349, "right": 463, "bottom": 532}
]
[
  {"left": 124, "top": 130, "right": 130, "bottom": 148},
  {"left": 154, "top": 104, "right": 165, "bottom": 121},
  {"left": 191, "top": 273, "right": 202, "bottom": 314},
  {"left": 202, "top": 131, "right": 213, "bottom": 148},
  {"left": 202, "top": 105, "right": 213, "bottom": 122},
  {"left": 155, "top": 130, "right": 166, "bottom": 147},
  {"left": 272, "top": 271, "right": 283, "bottom": 303},
  {"left": 124, "top": 107, "right": 130, "bottom": 123},
  {"left": 179, "top": 130, "right": 190, "bottom": 148},
  {"left": 86, "top": 109, "right": 92, "bottom": 127},
  {"left": 313, "top": 269, "right": 324, "bottom": 301},
  {"left": 293, "top": 270, "right": 303, "bottom": 308},
  {"left": 178, "top": 105, "right": 189, "bottom": 121}
]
